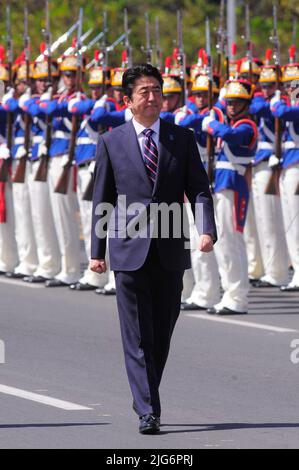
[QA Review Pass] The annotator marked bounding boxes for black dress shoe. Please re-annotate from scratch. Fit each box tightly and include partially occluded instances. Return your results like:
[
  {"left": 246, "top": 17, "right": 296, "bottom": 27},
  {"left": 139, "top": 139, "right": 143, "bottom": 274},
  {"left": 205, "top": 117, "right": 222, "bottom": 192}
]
[
  {"left": 69, "top": 282, "right": 97, "bottom": 291},
  {"left": 249, "top": 278, "right": 260, "bottom": 285},
  {"left": 23, "top": 275, "right": 47, "bottom": 284},
  {"left": 95, "top": 287, "right": 116, "bottom": 295},
  {"left": 252, "top": 280, "right": 278, "bottom": 288},
  {"left": 280, "top": 284, "right": 299, "bottom": 292},
  {"left": 6, "top": 272, "right": 26, "bottom": 279},
  {"left": 0, "top": 271, "right": 6, "bottom": 275},
  {"left": 207, "top": 306, "right": 248, "bottom": 316},
  {"left": 181, "top": 302, "right": 207, "bottom": 311},
  {"left": 139, "top": 414, "right": 160, "bottom": 435},
  {"left": 45, "top": 279, "right": 69, "bottom": 288}
]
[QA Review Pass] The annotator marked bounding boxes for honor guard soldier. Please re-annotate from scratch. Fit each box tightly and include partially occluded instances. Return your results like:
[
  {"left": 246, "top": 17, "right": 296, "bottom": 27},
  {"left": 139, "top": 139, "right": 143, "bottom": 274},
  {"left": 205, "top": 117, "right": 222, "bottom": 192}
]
[
  {"left": 177, "top": 72, "right": 223, "bottom": 310},
  {"left": 2, "top": 56, "right": 39, "bottom": 280},
  {"left": 17, "top": 49, "right": 62, "bottom": 283},
  {"left": 0, "top": 48, "right": 18, "bottom": 275},
  {"left": 270, "top": 58, "right": 299, "bottom": 292},
  {"left": 249, "top": 62, "right": 289, "bottom": 287},
  {"left": 37, "top": 54, "right": 83, "bottom": 287},
  {"left": 67, "top": 61, "right": 117, "bottom": 292},
  {"left": 202, "top": 79, "right": 258, "bottom": 315}
]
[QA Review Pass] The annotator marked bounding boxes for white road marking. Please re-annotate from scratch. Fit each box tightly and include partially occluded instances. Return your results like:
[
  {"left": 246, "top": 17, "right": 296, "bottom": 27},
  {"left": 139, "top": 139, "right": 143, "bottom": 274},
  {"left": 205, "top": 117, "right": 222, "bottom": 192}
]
[
  {"left": 0, "top": 385, "right": 92, "bottom": 411},
  {"left": 0, "top": 278, "right": 44, "bottom": 289},
  {"left": 186, "top": 313, "right": 298, "bottom": 333}
]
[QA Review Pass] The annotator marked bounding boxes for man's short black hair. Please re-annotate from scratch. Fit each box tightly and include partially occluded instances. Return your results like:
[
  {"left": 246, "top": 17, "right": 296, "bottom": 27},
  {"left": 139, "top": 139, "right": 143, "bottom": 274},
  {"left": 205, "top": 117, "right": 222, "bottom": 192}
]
[{"left": 122, "top": 64, "right": 164, "bottom": 99}]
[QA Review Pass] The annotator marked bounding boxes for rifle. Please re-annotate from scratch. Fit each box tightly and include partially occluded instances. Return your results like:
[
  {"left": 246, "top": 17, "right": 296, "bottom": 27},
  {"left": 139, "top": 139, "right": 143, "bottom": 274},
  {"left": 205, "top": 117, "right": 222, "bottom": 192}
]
[
  {"left": 13, "top": 4, "right": 31, "bottom": 184},
  {"left": 142, "top": 12, "right": 152, "bottom": 64},
  {"left": 216, "top": 0, "right": 225, "bottom": 78},
  {"left": 82, "top": 12, "right": 108, "bottom": 202},
  {"left": 35, "top": 22, "right": 79, "bottom": 62},
  {"left": 265, "top": 4, "right": 281, "bottom": 195},
  {"left": 54, "top": 8, "right": 83, "bottom": 195},
  {"left": 205, "top": 17, "right": 215, "bottom": 187},
  {"left": 245, "top": 2, "right": 253, "bottom": 84},
  {"left": 0, "top": 3, "right": 13, "bottom": 183},
  {"left": 176, "top": 10, "right": 188, "bottom": 107},
  {"left": 155, "top": 17, "right": 162, "bottom": 70},
  {"left": 124, "top": 9, "right": 133, "bottom": 68},
  {"left": 35, "top": 0, "right": 52, "bottom": 182}
]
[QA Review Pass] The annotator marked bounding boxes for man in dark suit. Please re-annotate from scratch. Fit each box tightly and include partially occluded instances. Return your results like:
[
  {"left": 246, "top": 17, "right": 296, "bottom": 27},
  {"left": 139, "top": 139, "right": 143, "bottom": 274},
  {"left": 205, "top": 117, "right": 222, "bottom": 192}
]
[{"left": 90, "top": 64, "right": 217, "bottom": 434}]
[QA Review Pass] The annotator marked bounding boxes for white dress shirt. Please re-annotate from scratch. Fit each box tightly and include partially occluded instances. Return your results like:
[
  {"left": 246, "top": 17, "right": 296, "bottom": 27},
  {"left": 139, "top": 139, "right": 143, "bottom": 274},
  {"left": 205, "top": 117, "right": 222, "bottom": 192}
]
[{"left": 132, "top": 117, "right": 160, "bottom": 157}]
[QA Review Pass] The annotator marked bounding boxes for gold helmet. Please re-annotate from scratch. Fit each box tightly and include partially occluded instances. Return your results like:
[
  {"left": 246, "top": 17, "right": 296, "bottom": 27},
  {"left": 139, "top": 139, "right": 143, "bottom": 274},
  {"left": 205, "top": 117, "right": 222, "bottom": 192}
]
[
  {"left": 111, "top": 68, "right": 126, "bottom": 88},
  {"left": 162, "top": 75, "right": 182, "bottom": 95},
  {"left": 282, "top": 63, "right": 299, "bottom": 83},
  {"left": 192, "top": 72, "right": 220, "bottom": 94},
  {"left": 259, "top": 65, "right": 278, "bottom": 84},
  {"left": 225, "top": 78, "right": 254, "bottom": 101},
  {"left": 0, "top": 46, "right": 8, "bottom": 82},
  {"left": 240, "top": 57, "right": 263, "bottom": 76}
]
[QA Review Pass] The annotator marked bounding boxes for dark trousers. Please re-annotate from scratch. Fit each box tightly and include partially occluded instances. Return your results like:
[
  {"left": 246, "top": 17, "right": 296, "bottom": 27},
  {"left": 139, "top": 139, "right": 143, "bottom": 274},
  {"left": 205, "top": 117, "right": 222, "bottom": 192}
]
[{"left": 114, "top": 242, "right": 184, "bottom": 418}]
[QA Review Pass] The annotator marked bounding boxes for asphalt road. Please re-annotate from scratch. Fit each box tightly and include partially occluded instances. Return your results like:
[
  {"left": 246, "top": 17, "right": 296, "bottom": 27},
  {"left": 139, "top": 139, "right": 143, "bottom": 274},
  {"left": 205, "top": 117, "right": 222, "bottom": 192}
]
[{"left": 0, "top": 275, "right": 299, "bottom": 449}]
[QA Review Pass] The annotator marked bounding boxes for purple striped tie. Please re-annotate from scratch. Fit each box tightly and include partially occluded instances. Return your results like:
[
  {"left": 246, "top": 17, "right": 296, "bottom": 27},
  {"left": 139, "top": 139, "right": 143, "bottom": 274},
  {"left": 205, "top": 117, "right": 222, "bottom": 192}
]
[{"left": 143, "top": 128, "right": 159, "bottom": 185}]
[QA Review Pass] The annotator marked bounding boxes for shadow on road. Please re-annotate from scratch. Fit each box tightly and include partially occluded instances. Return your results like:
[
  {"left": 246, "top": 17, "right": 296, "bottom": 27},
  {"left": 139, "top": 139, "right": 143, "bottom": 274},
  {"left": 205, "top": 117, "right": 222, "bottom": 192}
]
[
  {"left": 0, "top": 422, "right": 110, "bottom": 429},
  {"left": 158, "top": 422, "right": 299, "bottom": 435}
]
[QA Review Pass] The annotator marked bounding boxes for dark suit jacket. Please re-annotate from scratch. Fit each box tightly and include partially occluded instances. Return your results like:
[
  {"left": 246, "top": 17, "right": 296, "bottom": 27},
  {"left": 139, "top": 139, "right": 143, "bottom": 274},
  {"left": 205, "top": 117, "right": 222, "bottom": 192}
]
[{"left": 91, "top": 118, "right": 217, "bottom": 271}]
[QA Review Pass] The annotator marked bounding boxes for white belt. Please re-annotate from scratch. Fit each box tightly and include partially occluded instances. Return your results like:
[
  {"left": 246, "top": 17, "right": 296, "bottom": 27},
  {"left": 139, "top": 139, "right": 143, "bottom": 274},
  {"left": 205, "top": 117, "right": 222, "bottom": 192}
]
[
  {"left": 284, "top": 141, "right": 299, "bottom": 150},
  {"left": 257, "top": 141, "right": 274, "bottom": 150},
  {"left": 76, "top": 137, "right": 97, "bottom": 145},
  {"left": 33, "top": 136, "right": 43, "bottom": 144},
  {"left": 53, "top": 131, "right": 71, "bottom": 140},
  {"left": 14, "top": 137, "right": 25, "bottom": 145},
  {"left": 216, "top": 161, "right": 247, "bottom": 176}
]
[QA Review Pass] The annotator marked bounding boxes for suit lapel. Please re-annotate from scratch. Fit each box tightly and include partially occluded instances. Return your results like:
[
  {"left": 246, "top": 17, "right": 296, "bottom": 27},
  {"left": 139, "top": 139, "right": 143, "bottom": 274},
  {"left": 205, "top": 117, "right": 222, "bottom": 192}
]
[
  {"left": 153, "top": 119, "right": 175, "bottom": 195},
  {"left": 119, "top": 120, "right": 153, "bottom": 192}
]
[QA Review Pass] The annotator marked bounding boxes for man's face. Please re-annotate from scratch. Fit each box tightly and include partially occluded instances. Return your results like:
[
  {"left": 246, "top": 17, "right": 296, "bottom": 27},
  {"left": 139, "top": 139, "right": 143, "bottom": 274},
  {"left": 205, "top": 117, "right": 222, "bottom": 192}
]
[
  {"left": 261, "top": 83, "right": 277, "bottom": 99},
  {"left": 62, "top": 72, "right": 76, "bottom": 91},
  {"left": 284, "top": 82, "right": 299, "bottom": 102},
  {"left": 162, "top": 93, "right": 180, "bottom": 112},
  {"left": 226, "top": 99, "right": 248, "bottom": 119},
  {"left": 124, "top": 76, "right": 163, "bottom": 122},
  {"left": 35, "top": 79, "right": 47, "bottom": 95},
  {"left": 193, "top": 91, "right": 208, "bottom": 110},
  {"left": 113, "top": 88, "right": 124, "bottom": 104},
  {"left": 91, "top": 86, "right": 104, "bottom": 100},
  {"left": 17, "top": 81, "right": 27, "bottom": 96}
]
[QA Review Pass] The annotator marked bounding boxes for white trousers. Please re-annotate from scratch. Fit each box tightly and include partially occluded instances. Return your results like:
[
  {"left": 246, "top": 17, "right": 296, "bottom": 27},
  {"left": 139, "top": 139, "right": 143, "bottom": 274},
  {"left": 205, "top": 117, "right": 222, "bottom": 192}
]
[
  {"left": 280, "top": 164, "right": 299, "bottom": 286},
  {"left": 0, "top": 180, "right": 18, "bottom": 272},
  {"left": 77, "top": 166, "right": 108, "bottom": 288},
  {"left": 12, "top": 162, "right": 38, "bottom": 275},
  {"left": 48, "top": 157, "right": 81, "bottom": 284},
  {"left": 27, "top": 161, "right": 61, "bottom": 279},
  {"left": 243, "top": 195, "right": 264, "bottom": 280},
  {"left": 183, "top": 203, "right": 220, "bottom": 307},
  {"left": 252, "top": 162, "right": 289, "bottom": 285},
  {"left": 214, "top": 190, "right": 249, "bottom": 312}
]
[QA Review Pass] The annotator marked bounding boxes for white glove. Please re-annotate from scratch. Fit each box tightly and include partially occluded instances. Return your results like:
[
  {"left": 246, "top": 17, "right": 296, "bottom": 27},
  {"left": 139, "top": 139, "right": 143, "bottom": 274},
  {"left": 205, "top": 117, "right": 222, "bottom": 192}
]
[
  {"left": 15, "top": 146, "right": 27, "bottom": 160},
  {"left": 2, "top": 87, "right": 15, "bottom": 107},
  {"left": 88, "top": 161, "right": 96, "bottom": 174},
  {"left": 37, "top": 142, "right": 48, "bottom": 158},
  {"left": 270, "top": 90, "right": 281, "bottom": 109},
  {"left": 93, "top": 94, "right": 108, "bottom": 110},
  {"left": 0, "top": 144, "right": 10, "bottom": 160},
  {"left": 68, "top": 92, "right": 83, "bottom": 112},
  {"left": 268, "top": 154, "right": 280, "bottom": 168},
  {"left": 40, "top": 86, "right": 53, "bottom": 102},
  {"left": 219, "top": 87, "right": 227, "bottom": 101},
  {"left": 19, "top": 88, "right": 32, "bottom": 110},
  {"left": 174, "top": 106, "right": 188, "bottom": 125},
  {"left": 202, "top": 109, "right": 216, "bottom": 132}
]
